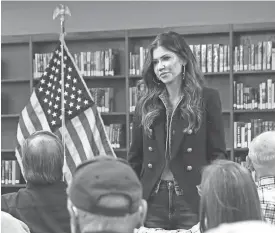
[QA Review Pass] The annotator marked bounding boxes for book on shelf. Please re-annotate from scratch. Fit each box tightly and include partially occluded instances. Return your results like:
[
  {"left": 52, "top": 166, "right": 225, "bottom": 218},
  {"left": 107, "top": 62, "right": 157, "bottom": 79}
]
[
  {"left": 234, "top": 119, "right": 275, "bottom": 149},
  {"left": 1, "top": 160, "right": 21, "bottom": 185},
  {"left": 234, "top": 40, "right": 275, "bottom": 72},
  {"left": 129, "top": 43, "right": 230, "bottom": 75},
  {"left": 233, "top": 79, "right": 275, "bottom": 110},
  {"left": 129, "top": 82, "right": 145, "bottom": 112},
  {"left": 104, "top": 123, "right": 126, "bottom": 149},
  {"left": 129, "top": 122, "right": 133, "bottom": 147},
  {"left": 129, "top": 47, "right": 149, "bottom": 75},
  {"left": 33, "top": 49, "right": 120, "bottom": 79},
  {"left": 89, "top": 88, "right": 114, "bottom": 113},
  {"left": 192, "top": 43, "right": 230, "bottom": 73}
]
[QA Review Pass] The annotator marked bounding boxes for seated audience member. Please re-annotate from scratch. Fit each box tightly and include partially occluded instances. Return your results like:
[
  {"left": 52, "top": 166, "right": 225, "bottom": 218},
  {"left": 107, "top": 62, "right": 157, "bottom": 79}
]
[
  {"left": 199, "top": 160, "right": 263, "bottom": 232},
  {"left": 67, "top": 156, "right": 147, "bottom": 233},
  {"left": 134, "top": 160, "right": 262, "bottom": 233},
  {"left": 247, "top": 131, "right": 275, "bottom": 224},
  {"left": 1, "top": 130, "right": 70, "bottom": 233},
  {"left": 205, "top": 221, "right": 275, "bottom": 233},
  {"left": 1, "top": 211, "right": 30, "bottom": 233}
]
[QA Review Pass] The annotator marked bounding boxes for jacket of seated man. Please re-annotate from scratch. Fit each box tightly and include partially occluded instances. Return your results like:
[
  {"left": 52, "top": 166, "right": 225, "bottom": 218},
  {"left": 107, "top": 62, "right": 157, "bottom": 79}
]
[{"left": 1, "top": 181, "right": 70, "bottom": 233}]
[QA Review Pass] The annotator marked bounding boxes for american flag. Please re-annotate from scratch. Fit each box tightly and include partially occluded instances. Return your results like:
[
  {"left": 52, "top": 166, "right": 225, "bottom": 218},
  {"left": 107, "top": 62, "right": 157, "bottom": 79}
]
[{"left": 15, "top": 39, "right": 116, "bottom": 183}]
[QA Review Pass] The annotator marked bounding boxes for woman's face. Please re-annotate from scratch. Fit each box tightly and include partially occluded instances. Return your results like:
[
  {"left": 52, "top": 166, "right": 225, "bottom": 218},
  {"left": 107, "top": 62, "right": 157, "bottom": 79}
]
[{"left": 152, "top": 46, "right": 185, "bottom": 85}]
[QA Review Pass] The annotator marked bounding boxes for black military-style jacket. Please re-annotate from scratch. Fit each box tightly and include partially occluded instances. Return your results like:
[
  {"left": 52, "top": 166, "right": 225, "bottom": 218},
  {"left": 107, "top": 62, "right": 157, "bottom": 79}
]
[{"left": 128, "top": 87, "right": 227, "bottom": 214}]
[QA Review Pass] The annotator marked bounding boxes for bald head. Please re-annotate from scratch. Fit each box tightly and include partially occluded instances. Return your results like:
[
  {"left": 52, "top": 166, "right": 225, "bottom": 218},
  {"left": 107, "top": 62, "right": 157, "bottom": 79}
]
[
  {"left": 248, "top": 131, "right": 275, "bottom": 176},
  {"left": 22, "top": 131, "right": 64, "bottom": 184}
]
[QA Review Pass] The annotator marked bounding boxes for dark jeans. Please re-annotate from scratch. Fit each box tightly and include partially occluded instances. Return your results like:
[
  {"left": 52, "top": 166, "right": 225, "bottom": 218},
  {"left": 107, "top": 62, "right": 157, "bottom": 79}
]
[{"left": 145, "top": 180, "right": 198, "bottom": 230}]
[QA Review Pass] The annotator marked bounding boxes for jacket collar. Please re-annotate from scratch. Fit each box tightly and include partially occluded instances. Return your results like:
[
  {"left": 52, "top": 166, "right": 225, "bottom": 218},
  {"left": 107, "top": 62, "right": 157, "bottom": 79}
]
[{"left": 158, "top": 88, "right": 184, "bottom": 111}]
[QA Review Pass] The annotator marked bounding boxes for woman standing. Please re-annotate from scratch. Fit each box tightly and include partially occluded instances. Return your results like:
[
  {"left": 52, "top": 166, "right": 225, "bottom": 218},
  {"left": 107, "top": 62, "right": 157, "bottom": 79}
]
[{"left": 128, "top": 31, "right": 227, "bottom": 230}]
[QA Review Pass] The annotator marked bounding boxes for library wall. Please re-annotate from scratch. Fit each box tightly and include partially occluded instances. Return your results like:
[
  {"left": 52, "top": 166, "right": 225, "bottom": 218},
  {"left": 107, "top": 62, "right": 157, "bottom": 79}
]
[{"left": 2, "top": 1, "right": 275, "bottom": 36}]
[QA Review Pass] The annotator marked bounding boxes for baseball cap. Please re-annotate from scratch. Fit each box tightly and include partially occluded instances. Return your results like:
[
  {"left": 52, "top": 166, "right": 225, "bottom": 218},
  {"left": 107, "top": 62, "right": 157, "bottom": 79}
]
[{"left": 68, "top": 156, "right": 142, "bottom": 217}]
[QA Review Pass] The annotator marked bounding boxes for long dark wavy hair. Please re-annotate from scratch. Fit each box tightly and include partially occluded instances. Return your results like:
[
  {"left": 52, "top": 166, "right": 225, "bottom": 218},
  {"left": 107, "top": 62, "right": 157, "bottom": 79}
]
[
  {"left": 136, "top": 31, "right": 205, "bottom": 136},
  {"left": 199, "top": 160, "right": 262, "bottom": 232}
]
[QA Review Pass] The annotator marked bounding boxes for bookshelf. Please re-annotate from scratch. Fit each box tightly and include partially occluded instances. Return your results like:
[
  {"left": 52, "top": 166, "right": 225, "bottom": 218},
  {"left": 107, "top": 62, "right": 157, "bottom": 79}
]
[{"left": 2, "top": 22, "right": 275, "bottom": 193}]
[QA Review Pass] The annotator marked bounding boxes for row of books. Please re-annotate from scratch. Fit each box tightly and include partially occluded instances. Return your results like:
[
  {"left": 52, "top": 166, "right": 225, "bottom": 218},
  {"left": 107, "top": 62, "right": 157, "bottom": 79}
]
[
  {"left": 233, "top": 79, "right": 275, "bottom": 110},
  {"left": 33, "top": 49, "right": 120, "bottom": 79},
  {"left": 233, "top": 41, "right": 275, "bottom": 71},
  {"left": 88, "top": 85, "right": 146, "bottom": 113},
  {"left": 190, "top": 44, "right": 230, "bottom": 73},
  {"left": 130, "top": 44, "right": 231, "bottom": 75},
  {"left": 89, "top": 88, "right": 115, "bottom": 113},
  {"left": 129, "top": 47, "right": 149, "bottom": 75},
  {"left": 234, "top": 120, "right": 275, "bottom": 149},
  {"left": 129, "top": 83, "right": 145, "bottom": 112},
  {"left": 1, "top": 160, "right": 21, "bottom": 185},
  {"left": 74, "top": 49, "right": 120, "bottom": 77},
  {"left": 32, "top": 41, "right": 275, "bottom": 79},
  {"left": 105, "top": 124, "right": 126, "bottom": 149}
]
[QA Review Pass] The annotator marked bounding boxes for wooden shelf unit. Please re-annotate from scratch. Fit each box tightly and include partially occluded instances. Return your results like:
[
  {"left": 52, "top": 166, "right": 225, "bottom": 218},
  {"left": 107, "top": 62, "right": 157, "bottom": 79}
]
[{"left": 2, "top": 22, "right": 275, "bottom": 192}]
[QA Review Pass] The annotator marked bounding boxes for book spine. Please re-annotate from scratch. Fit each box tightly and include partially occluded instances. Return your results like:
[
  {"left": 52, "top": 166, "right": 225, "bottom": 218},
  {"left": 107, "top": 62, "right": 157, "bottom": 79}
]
[
  {"left": 219, "top": 44, "right": 224, "bottom": 72},
  {"left": 272, "top": 41, "right": 275, "bottom": 70},
  {"left": 239, "top": 44, "right": 244, "bottom": 71},
  {"left": 247, "top": 122, "right": 252, "bottom": 147},
  {"left": 201, "top": 44, "right": 207, "bottom": 73},
  {"left": 266, "top": 41, "right": 272, "bottom": 70},
  {"left": 251, "top": 44, "right": 255, "bottom": 70},
  {"left": 223, "top": 45, "right": 228, "bottom": 72},
  {"left": 272, "top": 82, "right": 275, "bottom": 108},
  {"left": 262, "top": 41, "right": 267, "bottom": 70},
  {"left": 258, "top": 41, "right": 263, "bottom": 70},
  {"left": 213, "top": 44, "right": 219, "bottom": 72},
  {"left": 237, "top": 122, "right": 242, "bottom": 148},
  {"left": 234, "top": 121, "right": 237, "bottom": 148},
  {"left": 267, "top": 79, "right": 272, "bottom": 109},
  {"left": 233, "top": 81, "right": 237, "bottom": 109},
  {"left": 234, "top": 46, "right": 238, "bottom": 71},
  {"left": 207, "top": 44, "right": 213, "bottom": 73}
]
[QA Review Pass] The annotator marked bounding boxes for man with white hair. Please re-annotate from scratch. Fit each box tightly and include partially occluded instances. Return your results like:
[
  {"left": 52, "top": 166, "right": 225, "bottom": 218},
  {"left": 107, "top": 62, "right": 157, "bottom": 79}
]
[
  {"left": 247, "top": 131, "right": 275, "bottom": 224},
  {"left": 1, "top": 130, "right": 70, "bottom": 233}
]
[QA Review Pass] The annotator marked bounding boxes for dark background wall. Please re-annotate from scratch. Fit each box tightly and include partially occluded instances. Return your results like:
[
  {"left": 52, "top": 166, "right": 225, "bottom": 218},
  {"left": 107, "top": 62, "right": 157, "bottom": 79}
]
[{"left": 2, "top": 1, "right": 275, "bottom": 36}]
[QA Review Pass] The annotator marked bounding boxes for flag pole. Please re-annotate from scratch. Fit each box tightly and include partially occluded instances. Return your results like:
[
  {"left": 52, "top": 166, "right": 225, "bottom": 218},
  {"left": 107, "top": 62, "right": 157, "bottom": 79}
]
[{"left": 53, "top": 4, "right": 71, "bottom": 181}]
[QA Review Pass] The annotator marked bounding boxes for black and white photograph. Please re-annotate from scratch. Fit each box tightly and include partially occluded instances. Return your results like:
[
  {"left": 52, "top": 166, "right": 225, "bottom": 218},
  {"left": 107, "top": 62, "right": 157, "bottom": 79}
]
[{"left": 1, "top": 1, "right": 275, "bottom": 233}]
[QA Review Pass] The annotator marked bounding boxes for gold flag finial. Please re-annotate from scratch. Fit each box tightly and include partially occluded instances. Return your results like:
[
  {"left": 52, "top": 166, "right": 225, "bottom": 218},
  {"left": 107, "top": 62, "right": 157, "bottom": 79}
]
[{"left": 53, "top": 4, "right": 71, "bottom": 35}]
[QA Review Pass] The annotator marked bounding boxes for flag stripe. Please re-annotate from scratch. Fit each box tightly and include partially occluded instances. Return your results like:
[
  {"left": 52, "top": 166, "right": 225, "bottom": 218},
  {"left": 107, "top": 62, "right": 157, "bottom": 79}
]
[
  {"left": 18, "top": 116, "right": 30, "bottom": 144},
  {"left": 65, "top": 120, "right": 89, "bottom": 162},
  {"left": 92, "top": 108, "right": 115, "bottom": 156},
  {"left": 71, "top": 115, "right": 95, "bottom": 160},
  {"left": 58, "top": 128, "right": 82, "bottom": 166},
  {"left": 78, "top": 111, "right": 99, "bottom": 157},
  {"left": 26, "top": 101, "right": 43, "bottom": 131},
  {"left": 21, "top": 108, "right": 36, "bottom": 135},
  {"left": 84, "top": 108, "right": 106, "bottom": 155},
  {"left": 30, "top": 93, "right": 51, "bottom": 131},
  {"left": 64, "top": 146, "right": 77, "bottom": 172},
  {"left": 16, "top": 124, "right": 25, "bottom": 149},
  {"left": 55, "top": 130, "right": 77, "bottom": 172}
]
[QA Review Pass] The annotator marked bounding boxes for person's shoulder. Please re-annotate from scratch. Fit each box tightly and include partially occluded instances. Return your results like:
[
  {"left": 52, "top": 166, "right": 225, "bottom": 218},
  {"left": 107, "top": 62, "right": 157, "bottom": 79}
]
[
  {"left": 2, "top": 191, "right": 18, "bottom": 201},
  {"left": 1, "top": 211, "right": 30, "bottom": 233},
  {"left": 2, "top": 188, "right": 30, "bottom": 210}
]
